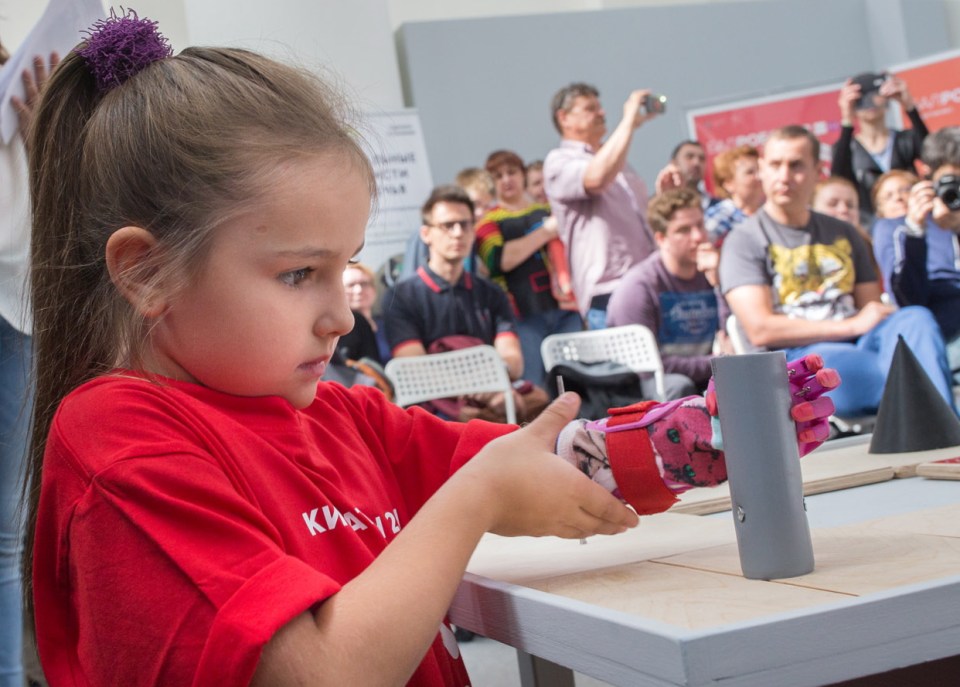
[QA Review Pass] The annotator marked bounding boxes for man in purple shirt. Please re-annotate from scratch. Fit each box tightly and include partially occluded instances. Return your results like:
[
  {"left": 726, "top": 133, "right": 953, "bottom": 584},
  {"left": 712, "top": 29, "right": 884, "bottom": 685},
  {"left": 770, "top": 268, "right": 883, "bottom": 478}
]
[
  {"left": 608, "top": 189, "right": 726, "bottom": 397},
  {"left": 543, "top": 83, "right": 661, "bottom": 329}
]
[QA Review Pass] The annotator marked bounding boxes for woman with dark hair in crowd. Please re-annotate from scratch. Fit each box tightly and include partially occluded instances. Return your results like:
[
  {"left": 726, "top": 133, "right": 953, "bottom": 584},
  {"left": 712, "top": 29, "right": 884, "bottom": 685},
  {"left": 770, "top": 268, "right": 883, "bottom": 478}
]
[{"left": 474, "top": 150, "right": 582, "bottom": 386}]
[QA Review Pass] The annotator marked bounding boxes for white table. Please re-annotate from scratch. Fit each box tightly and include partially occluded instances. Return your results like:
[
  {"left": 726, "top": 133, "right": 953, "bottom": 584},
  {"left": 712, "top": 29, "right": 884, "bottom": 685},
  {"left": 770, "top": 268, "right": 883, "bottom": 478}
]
[{"left": 451, "top": 440, "right": 960, "bottom": 687}]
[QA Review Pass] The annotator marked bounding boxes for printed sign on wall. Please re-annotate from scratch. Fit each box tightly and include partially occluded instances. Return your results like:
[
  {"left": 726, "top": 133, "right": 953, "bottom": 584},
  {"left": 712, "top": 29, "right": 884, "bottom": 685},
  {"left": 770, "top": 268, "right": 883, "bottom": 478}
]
[{"left": 361, "top": 110, "right": 434, "bottom": 271}]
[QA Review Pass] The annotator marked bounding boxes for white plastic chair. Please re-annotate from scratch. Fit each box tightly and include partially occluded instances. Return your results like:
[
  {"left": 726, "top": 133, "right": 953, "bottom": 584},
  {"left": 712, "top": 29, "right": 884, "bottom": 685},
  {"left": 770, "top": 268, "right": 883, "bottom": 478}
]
[
  {"left": 384, "top": 345, "right": 517, "bottom": 424},
  {"left": 725, "top": 314, "right": 750, "bottom": 354},
  {"left": 540, "top": 324, "right": 666, "bottom": 401}
]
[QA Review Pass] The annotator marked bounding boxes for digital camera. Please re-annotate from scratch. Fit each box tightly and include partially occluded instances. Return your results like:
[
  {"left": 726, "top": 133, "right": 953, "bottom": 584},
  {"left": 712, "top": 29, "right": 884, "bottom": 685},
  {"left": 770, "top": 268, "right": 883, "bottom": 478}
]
[
  {"left": 934, "top": 174, "right": 960, "bottom": 211},
  {"left": 642, "top": 94, "right": 667, "bottom": 115},
  {"left": 852, "top": 72, "right": 888, "bottom": 111}
]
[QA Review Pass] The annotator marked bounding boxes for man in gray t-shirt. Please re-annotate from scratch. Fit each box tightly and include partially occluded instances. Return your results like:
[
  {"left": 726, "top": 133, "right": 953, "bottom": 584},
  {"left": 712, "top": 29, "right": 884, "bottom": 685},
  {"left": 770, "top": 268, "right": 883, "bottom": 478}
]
[{"left": 719, "top": 125, "right": 955, "bottom": 417}]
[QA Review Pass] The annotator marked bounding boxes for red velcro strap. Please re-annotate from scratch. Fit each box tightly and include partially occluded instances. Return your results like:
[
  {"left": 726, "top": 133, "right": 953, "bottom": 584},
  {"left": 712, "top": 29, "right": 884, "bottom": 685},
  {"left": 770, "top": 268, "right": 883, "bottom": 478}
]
[{"left": 606, "top": 401, "right": 679, "bottom": 515}]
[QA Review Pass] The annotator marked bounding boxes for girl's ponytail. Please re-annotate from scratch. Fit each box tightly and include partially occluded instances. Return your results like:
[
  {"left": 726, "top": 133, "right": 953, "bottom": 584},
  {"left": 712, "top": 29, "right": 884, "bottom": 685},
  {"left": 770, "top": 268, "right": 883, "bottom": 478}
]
[{"left": 24, "top": 50, "right": 107, "bottom": 620}]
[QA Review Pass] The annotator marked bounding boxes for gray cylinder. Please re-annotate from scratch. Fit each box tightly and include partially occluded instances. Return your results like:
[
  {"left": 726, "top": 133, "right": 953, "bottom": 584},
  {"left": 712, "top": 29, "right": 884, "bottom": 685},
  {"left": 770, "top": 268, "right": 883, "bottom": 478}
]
[{"left": 711, "top": 352, "right": 814, "bottom": 580}]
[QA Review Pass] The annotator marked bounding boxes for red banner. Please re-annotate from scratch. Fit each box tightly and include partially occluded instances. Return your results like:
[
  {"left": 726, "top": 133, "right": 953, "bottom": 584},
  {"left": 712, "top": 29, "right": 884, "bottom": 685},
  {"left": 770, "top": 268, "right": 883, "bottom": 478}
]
[
  {"left": 689, "top": 87, "right": 842, "bottom": 195},
  {"left": 688, "top": 48, "right": 960, "bottom": 195},
  {"left": 896, "top": 51, "right": 960, "bottom": 132}
]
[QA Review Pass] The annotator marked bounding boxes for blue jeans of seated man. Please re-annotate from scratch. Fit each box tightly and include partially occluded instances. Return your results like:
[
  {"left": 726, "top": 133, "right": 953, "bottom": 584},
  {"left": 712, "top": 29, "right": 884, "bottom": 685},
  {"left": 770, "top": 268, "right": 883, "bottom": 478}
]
[
  {"left": 517, "top": 309, "right": 583, "bottom": 387},
  {"left": 586, "top": 308, "right": 607, "bottom": 331},
  {"left": 0, "top": 317, "right": 31, "bottom": 687},
  {"left": 786, "top": 306, "right": 956, "bottom": 418}
]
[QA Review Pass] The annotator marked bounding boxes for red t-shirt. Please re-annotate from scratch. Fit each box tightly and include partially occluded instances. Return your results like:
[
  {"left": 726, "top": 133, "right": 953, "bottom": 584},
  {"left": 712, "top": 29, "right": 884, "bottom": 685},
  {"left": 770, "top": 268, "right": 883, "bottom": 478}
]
[{"left": 33, "top": 374, "right": 511, "bottom": 686}]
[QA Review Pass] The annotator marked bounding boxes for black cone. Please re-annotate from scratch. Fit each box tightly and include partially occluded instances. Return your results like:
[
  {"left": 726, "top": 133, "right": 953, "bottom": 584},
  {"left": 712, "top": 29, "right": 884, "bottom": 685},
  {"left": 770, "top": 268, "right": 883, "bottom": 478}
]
[{"left": 869, "top": 337, "right": 960, "bottom": 453}]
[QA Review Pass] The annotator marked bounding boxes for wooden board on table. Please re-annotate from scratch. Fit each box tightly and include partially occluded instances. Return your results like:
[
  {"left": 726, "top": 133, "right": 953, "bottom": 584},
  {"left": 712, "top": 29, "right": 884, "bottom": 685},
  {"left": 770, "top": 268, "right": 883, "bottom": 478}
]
[
  {"left": 916, "top": 457, "right": 960, "bottom": 480},
  {"left": 524, "top": 559, "right": 848, "bottom": 630},
  {"left": 855, "top": 502, "right": 960, "bottom": 539},
  {"left": 466, "top": 512, "right": 736, "bottom": 585},
  {"left": 671, "top": 439, "right": 960, "bottom": 515},
  {"left": 656, "top": 506, "right": 960, "bottom": 597}
]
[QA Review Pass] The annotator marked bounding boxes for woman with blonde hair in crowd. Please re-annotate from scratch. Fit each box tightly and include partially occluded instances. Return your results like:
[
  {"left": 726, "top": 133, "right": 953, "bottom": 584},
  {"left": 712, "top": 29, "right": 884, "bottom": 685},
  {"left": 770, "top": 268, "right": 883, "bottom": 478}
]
[
  {"left": 871, "top": 169, "right": 919, "bottom": 222},
  {"left": 340, "top": 262, "right": 390, "bottom": 363},
  {"left": 703, "top": 144, "right": 764, "bottom": 245}
]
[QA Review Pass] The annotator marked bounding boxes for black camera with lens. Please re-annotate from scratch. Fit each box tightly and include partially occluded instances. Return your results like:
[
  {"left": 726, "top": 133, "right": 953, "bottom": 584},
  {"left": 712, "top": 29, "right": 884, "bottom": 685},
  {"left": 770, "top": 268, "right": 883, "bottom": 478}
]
[{"left": 934, "top": 174, "right": 960, "bottom": 211}]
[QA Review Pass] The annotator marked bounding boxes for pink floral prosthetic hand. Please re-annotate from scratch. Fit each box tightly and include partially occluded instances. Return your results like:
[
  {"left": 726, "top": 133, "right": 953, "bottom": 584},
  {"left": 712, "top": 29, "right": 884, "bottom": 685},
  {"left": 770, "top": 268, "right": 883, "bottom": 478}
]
[{"left": 556, "top": 354, "right": 840, "bottom": 515}]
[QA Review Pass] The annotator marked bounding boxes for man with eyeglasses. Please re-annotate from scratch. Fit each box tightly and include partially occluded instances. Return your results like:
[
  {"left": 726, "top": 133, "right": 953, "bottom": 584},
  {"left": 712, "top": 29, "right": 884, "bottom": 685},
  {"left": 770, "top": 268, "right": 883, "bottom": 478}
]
[
  {"left": 544, "top": 83, "right": 662, "bottom": 329},
  {"left": 384, "top": 185, "right": 549, "bottom": 423}
]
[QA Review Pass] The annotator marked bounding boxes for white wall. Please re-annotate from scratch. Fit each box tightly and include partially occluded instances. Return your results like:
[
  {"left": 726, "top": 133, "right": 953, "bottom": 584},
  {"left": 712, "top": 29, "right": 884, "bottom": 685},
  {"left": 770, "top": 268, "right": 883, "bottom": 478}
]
[
  {"left": 397, "top": 0, "right": 952, "bottom": 187},
  {"left": 385, "top": 0, "right": 759, "bottom": 29},
  {"left": 7, "top": 0, "right": 960, "bottom": 114},
  {"left": 0, "top": 0, "right": 49, "bottom": 49},
  {"left": 179, "top": 0, "right": 402, "bottom": 111},
  {"left": 3, "top": 0, "right": 403, "bottom": 112}
]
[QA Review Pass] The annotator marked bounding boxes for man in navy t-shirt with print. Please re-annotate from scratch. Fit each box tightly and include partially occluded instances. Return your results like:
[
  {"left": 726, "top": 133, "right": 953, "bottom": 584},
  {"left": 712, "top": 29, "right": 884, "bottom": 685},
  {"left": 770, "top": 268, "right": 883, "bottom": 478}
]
[{"left": 608, "top": 188, "right": 728, "bottom": 397}]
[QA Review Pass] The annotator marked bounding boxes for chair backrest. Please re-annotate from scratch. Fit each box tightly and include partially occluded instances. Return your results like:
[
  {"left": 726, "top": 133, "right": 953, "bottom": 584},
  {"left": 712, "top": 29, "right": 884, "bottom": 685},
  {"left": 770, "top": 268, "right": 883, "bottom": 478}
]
[
  {"left": 384, "top": 345, "right": 516, "bottom": 424},
  {"left": 726, "top": 314, "right": 747, "bottom": 355},
  {"left": 541, "top": 324, "right": 666, "bottom": 401}
]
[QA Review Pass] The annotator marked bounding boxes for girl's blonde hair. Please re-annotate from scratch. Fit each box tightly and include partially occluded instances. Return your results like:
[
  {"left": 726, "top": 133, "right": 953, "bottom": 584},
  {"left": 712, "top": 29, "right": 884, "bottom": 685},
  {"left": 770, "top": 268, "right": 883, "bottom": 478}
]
[{"left": 25, "top": 43, "right": 375, "bottom": 616}]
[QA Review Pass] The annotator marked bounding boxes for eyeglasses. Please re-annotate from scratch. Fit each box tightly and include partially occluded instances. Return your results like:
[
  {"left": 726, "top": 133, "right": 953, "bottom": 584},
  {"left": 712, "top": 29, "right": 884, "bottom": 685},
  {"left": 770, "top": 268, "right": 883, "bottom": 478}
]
[{"left": 429, "top": 218, "right": 475, "bottom": 233}]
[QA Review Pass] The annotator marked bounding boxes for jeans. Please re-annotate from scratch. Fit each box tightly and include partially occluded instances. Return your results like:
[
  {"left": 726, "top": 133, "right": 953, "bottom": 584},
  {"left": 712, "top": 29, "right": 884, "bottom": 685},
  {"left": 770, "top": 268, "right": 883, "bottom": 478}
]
[
  {"left": 786, "top": 306, "right": 955, "bottom": 417},
  {"left": 0, "top": 317, "right": 32, "bottom": 687},
  {"left": 586, "top": 308, "right": 607, "bottom": 331},
  {"left": 517, "top": 309, "right": 583, "bottom": 387}
]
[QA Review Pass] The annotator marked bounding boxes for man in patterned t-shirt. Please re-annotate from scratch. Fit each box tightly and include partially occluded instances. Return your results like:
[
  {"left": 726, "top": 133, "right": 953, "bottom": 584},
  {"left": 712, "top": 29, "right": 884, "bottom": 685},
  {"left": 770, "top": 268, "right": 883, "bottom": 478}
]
[{"left": 719, "top": 125, "right": 954, "bottom": 417}]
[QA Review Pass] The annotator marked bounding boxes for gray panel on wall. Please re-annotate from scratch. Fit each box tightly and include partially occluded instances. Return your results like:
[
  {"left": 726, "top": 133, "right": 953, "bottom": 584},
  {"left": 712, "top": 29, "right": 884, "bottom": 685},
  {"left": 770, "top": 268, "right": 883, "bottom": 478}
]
[{"left": 396, "top": 0, "right": 946, "bottom": 191}]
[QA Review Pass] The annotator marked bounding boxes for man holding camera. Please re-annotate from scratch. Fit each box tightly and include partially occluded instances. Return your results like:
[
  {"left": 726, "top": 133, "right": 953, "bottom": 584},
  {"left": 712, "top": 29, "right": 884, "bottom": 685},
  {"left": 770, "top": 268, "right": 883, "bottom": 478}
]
[
  {"left": 873, "top": 127, "right": 960, "bottom": 371},
  {"left": 720, "top": 125, "right": 955, "bottom": 418},
  {"left": 543, "top": 83, "right": 663, "bottom": 329}
]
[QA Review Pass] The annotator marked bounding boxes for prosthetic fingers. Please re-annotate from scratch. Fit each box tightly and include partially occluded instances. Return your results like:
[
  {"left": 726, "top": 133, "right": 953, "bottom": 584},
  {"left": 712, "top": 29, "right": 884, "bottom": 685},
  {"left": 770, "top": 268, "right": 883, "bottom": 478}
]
[{"left": 555, "top": 354, "right": 839, "bottom": 515}]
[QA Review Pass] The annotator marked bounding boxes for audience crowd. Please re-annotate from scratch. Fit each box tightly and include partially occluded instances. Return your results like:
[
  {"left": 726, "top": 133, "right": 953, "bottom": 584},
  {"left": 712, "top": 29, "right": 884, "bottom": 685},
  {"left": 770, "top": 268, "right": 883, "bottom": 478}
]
[{"left": 352, "top": 71, "right": 960, "bottom": 426}]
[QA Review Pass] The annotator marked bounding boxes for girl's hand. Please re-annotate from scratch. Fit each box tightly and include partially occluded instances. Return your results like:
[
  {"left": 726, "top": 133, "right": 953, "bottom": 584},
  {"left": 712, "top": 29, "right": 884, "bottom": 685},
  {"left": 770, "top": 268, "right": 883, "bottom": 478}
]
[{"left": 461, "top": 393, "right": 640, "bottom": 539}]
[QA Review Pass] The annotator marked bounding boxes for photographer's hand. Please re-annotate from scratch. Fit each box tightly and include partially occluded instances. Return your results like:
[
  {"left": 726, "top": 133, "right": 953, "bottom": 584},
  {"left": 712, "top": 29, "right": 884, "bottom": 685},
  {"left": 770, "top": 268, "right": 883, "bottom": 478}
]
[
  {"left": 906, "top": 180, "right": 934, "bottom": 234},
  {"left": 623, "top": 89, "right": 659, "bottom": 129},
  {"left": 837, "top": 79, "right": 860, "bottom": 126},
  {"left": 880, "top": 74, "right": 915, "bottom": 112}
]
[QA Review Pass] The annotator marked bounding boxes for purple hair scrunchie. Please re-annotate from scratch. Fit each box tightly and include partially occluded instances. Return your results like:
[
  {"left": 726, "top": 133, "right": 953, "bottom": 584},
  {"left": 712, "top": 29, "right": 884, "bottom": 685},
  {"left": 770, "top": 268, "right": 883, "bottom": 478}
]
[{"left": 76, "top": 8, "right": 173, "bottom": 93}]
